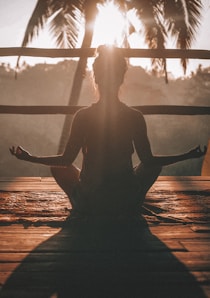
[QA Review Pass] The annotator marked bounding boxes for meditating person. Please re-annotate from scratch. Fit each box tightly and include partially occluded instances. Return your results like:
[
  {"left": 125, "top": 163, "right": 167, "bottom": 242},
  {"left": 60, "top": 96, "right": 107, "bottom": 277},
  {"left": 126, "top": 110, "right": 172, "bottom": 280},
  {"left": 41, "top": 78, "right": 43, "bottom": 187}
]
[{"left": 10, "top": 45, "right": 207, "bottom": 216}]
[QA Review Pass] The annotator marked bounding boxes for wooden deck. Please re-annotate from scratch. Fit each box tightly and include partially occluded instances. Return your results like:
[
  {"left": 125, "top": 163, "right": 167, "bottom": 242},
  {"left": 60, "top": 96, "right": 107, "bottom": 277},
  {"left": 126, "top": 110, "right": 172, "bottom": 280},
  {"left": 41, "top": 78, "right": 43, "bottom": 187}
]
[{"left": 0, "top": 176, "right": 210, "bottom": 298}]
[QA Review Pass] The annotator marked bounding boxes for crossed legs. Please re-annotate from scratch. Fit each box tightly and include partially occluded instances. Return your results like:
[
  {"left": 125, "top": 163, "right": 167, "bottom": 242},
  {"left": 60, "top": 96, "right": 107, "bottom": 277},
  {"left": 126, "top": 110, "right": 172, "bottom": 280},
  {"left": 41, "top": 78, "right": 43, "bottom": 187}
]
[
  {"left": 51, "top": 163, "right": 162, "bottom": 213},
  {"left": 134, "top": 163, "right": 162, "bottom": 207},
  {"left": 50, "top": 165, "right": 80, "bottom": 209}
]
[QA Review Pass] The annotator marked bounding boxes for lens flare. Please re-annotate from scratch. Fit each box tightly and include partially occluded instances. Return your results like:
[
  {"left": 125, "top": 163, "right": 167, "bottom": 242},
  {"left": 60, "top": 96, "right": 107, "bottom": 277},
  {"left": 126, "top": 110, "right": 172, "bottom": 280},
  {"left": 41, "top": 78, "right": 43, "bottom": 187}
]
[{"left": 92, "top": 1, "right": 127, "bottom": 47}]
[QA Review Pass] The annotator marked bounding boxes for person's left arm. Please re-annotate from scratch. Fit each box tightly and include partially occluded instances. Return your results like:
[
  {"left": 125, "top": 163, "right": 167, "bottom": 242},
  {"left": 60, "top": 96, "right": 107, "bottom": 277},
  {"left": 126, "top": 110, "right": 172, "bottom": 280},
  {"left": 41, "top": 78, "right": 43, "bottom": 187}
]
[
  {"left": 10, "top": 110, "right": 85, "bottom": 167},
  {"left": 133, "top": 111, "right": 207, "bottom": 166}
]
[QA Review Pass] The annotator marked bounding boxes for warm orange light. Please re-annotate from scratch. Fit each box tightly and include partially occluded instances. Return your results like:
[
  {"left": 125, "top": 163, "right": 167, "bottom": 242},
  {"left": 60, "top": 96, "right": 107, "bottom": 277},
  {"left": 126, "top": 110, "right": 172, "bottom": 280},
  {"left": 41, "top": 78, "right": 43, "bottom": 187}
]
[{"left": 92, "top": 1, "right": 126, "bottom": 47}]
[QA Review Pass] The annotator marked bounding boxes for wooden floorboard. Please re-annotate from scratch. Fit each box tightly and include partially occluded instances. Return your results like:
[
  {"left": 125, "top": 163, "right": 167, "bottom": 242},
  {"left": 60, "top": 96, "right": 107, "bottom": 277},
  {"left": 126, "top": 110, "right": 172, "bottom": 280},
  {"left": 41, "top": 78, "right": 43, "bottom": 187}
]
[
  {"left": 0, "top": 176, "right": 210, "bottom": 297},
  {"left": 0, "top": 176, "right": 209, "bottom": 191}
]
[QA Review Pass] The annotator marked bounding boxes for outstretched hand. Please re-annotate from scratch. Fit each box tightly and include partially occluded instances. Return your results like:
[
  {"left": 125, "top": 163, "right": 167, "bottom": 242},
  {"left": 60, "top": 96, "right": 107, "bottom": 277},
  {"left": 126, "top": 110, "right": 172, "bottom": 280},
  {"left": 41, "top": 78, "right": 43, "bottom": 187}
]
[
  {"left": 188, "top": 145, "right": 207, "bottom": 159},
  {"left": 9, "top": 146, "right": 31, "bottom": 161}
]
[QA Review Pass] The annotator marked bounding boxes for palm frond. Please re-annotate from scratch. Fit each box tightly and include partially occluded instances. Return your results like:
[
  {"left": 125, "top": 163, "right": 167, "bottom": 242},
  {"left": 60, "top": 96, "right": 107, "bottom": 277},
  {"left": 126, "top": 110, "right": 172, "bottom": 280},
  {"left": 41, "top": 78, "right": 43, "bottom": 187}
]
[
  {"left": 49, "top": 8, "right": 81, "bottom": 48},
  {"left": 15, "top": 0, "right": 51, "bottom": 74},
  {"left": 16, "top": 0, "right": 87, "bottom": 73},
  {"left": 81, "top": 0, "right": 98, "bottom": 47},
  {"left": 130, "top": 0, "right": 168, "bottom": 80},
  {"left": 20, "top": 0, "right": 51, "bottom": 47},
  {"left": 129, "top": 1, "right": 164, "bottom": 48},
  {"left": 164, "top": 0, "right": 202, "bottom": 73},
  {"left": 16, "top": 0, "right": 202, "bottom": 79}
]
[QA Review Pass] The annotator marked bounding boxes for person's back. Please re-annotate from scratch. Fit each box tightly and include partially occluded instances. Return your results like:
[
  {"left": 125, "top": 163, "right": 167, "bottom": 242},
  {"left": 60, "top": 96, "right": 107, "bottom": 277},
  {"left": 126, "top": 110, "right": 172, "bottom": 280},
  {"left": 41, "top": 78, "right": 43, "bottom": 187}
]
[
  {"left": 79, "top": 101, "right": 137, "bottom": 184},
  {"left": 73, "top": 100, "right": 143, "bottom": 214}
]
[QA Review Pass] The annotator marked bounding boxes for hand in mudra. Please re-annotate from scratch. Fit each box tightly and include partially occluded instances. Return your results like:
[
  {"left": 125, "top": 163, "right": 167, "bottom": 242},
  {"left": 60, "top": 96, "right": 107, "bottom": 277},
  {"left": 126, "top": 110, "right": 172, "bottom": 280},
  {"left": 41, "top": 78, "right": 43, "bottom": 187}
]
[{"left": 9, "top": 146, "right": 31, "bottom": 161}]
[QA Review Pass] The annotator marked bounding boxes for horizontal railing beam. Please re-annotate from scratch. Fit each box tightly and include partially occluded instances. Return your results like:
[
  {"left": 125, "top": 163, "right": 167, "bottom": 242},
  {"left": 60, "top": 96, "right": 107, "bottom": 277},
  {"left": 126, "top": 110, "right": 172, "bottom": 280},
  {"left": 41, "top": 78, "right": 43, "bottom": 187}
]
[
  {"left": 1, "top": 105, "right": 210, "bottom": 115},
  {"left": 1, "top": 47, "right": 210, "bottom": 59}
]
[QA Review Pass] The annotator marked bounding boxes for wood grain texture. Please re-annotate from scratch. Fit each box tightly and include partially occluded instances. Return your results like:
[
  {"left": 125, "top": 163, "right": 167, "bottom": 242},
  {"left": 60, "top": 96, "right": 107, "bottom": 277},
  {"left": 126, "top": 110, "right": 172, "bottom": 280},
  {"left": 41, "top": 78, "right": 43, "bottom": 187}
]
[{"left": 0, "top": 177, "right": 210, "bottom": 297}]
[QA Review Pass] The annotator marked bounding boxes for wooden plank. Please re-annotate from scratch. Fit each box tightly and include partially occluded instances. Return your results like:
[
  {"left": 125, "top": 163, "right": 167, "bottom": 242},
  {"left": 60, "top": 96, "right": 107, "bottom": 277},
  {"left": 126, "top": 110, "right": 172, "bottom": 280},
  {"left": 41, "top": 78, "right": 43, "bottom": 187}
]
[
  {"left": 1, "top": 251, "right": 210, "bottom": 264},
  {"left": 0, "top": 252, "right": 68, "bottom": 262},
  {"left": 173, "top": 251, "right": 210, "bottom": 261},
  {"left": 0, "top": 239, "right": 186, "bottom": 253},
  {"left": 157, "top": 176, "right": 210, "bottom": 181},
  {"left": 151, "top": 181, "right": 210, "bottom": 191},
  {"left": 1, "top": 176, "right": 209, "bottom": 182},
  {"left": 0, "top": 177, "right": 42, "bottom": 182},
  {"left": 1, "top": 47, "right": 210, "bottom": 59},
  {"left": 1, "top": 259, "right": 210, "bottom": 273},
  {"left": 0, "top": 271, "right": 208, "bottom": 284},
  {"left": 0, "top": 283, "right": 206, "bottom": 298},
  {"left": 1, "top": 105, "right": 210, "bottom": 115},
  {"left": 0, "top": 183, "right": 60, "bottom": 191},
  {"left": 190, "top": 225, "right": 210, "bottom": 233},
  {"left": 0, "top": 225, "right": 60, "bottom": 234},
  {"left": 1, "top": 226, "right": 203, "bottom": 247},
  {"left": 1, "top": 176, "right": 209, "bottom": 191},
  {"left": 150, "top": 226, "right": 210, "bottom": 240},
  {"left": 0, "top": 182, "right": 62, "bottom": 191},
  {"left": 180, "top": 240, "right": 210, "bottom": 252}
]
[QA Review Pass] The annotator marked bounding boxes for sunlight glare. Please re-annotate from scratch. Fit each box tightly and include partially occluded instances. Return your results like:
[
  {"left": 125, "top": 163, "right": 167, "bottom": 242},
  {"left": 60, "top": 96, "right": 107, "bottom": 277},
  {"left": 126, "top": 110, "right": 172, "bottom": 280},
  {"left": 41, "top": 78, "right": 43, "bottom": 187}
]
[{"left": 92, "top": 1, "right": 126, "bottom": 47}]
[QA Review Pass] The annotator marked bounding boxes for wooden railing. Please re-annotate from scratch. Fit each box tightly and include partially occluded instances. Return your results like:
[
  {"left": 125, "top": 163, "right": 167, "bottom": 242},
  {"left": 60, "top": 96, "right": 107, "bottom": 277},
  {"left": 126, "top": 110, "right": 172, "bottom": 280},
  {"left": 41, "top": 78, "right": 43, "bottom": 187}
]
[
  {"left": 0, "top": 47, "right": 210, "bottom": 116},
  {"left": 1, "top": 47, "right": 210, "bottom": 59},
  {"left": 1, "top": 105, "right": 210, "bottom": 115}
]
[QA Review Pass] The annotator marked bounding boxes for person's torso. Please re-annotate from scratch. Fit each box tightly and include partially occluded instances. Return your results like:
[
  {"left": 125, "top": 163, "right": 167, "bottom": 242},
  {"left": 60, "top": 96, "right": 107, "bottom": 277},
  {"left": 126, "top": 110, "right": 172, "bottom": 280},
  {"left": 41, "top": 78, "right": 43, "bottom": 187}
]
[{"left": 80, "top": 101, "right": 136, "bottom": 185}]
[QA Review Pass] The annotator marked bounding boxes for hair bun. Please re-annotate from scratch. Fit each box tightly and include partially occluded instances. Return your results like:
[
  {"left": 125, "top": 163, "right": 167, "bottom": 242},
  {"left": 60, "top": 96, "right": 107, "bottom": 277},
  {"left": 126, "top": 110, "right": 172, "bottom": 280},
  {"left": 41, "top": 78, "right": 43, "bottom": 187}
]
[
  {"left": 97, "top": 45, "right": 121, "bottom": 57},
  {"left": 93, "top": 45, "right": 127, "bottom": 84}
]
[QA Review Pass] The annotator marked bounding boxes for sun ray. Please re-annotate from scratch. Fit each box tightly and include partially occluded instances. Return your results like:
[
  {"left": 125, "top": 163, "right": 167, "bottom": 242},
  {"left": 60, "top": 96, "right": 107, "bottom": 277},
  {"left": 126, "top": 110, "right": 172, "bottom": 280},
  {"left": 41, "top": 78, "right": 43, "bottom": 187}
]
[{"left": 92, "top": 1, "right": 127, "bottom": 47}]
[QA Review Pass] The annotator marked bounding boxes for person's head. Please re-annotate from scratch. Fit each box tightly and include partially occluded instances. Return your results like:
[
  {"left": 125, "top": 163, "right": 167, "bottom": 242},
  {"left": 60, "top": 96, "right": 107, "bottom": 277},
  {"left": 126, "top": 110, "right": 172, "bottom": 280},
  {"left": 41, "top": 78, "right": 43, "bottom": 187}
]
[{"left": 93, "top": 45, "right": 127, "bottom": 96}]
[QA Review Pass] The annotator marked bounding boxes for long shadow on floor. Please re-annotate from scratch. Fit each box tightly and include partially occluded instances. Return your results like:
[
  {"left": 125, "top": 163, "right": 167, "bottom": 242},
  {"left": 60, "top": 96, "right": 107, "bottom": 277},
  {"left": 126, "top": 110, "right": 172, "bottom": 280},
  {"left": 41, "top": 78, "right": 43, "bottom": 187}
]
[{"left": 1, "top": 217, "right": 206, "bottom": 298}]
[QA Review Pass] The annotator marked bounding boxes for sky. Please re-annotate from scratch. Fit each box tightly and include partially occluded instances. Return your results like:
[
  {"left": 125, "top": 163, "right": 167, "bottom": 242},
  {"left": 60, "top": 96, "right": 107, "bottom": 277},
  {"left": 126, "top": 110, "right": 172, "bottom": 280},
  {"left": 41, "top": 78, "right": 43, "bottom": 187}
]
[{"left": 0, "top": 0, "right": 210, "bottom": 78}]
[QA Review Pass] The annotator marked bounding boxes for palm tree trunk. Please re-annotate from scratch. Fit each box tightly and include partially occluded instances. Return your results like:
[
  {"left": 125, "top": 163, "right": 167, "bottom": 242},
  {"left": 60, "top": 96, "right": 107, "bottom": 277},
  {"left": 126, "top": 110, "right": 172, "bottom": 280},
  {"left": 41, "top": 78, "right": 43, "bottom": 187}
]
[
  {"left": 57, "top": 56, "right": 88, "bottom": 153},
  {"left": 57, "top": 4, "right": 97, "bottom": 154}
]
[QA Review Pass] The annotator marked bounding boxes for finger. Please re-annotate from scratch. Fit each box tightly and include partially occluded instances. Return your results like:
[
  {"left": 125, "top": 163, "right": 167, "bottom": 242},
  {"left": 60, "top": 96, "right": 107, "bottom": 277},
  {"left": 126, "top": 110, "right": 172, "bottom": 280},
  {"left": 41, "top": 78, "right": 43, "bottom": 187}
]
[
  {"left": 9, "top": 146, "right": 15, "bottom": 155},
  {"left": 17, "top": 146, "right": 23, "bottom": 154}
]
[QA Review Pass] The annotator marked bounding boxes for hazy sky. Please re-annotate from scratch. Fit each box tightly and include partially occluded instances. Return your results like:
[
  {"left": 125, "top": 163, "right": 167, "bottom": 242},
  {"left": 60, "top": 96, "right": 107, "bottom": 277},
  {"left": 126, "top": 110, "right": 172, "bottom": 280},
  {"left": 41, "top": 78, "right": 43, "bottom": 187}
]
[{"left": 0, "top": 0, "right": 210, "bottom": 77}]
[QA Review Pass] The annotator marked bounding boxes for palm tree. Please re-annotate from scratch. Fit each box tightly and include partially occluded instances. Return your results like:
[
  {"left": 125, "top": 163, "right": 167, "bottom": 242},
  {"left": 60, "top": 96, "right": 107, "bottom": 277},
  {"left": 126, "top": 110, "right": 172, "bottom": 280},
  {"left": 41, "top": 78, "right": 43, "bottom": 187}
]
[{"left": 17, "top": 0, "right": 202, "bottom": 152}]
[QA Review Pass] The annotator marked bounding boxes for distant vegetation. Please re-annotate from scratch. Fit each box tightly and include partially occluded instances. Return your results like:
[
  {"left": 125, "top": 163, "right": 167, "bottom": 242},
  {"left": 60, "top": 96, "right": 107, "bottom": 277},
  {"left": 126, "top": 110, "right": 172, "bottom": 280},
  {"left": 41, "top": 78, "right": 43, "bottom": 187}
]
[{"left": 0, "top": 60, "right": 209, "bottom": 176}]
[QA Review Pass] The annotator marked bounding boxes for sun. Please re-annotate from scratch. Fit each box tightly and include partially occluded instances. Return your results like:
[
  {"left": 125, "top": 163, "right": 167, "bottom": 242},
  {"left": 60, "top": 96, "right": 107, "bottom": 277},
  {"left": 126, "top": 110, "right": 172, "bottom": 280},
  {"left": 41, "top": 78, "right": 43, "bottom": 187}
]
[{"left": 91, "top": 1, "right": 127, "bottom": 47}]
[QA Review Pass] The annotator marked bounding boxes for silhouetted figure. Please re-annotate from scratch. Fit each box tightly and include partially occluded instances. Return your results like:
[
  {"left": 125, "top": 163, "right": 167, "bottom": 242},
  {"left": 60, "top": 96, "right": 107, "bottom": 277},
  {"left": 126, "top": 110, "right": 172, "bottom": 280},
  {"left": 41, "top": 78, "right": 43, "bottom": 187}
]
[{"left": 10, "top": 45, "right": 207, "bottom": 216}]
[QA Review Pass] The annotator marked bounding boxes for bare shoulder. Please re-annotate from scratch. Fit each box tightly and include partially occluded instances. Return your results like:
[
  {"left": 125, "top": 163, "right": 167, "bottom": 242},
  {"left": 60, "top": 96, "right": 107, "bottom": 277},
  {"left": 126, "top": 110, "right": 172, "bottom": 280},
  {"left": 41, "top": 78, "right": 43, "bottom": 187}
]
[
  {"left": 125, "top": 105, "right": 146, "bottom": 124},
  {"left": 73, "top": 106, "right": 91, "bottom": 122}
]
